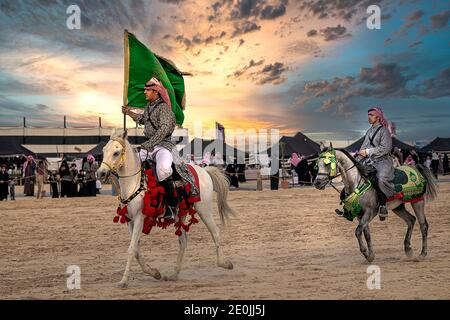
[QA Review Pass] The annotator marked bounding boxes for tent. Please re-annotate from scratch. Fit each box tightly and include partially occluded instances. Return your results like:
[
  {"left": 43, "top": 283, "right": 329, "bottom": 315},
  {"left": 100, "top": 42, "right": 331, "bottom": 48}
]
[
  {"left": 267, "top": 132, "right": 321, "bottom": 158},
  {"left": 180, "top": 138, "right": 248, "bottom": 162},
  {"left": 86, "top": 141, "right": 107, "bottom": 157},
  {"left": 345, "top": 136, "right": 416, "bottom": 152},
  {"left": 420, "top": 137, "right": 450, "bottom": 153},
  {"left": 0, "top": 141, "right": 35, "bottom": 157}
]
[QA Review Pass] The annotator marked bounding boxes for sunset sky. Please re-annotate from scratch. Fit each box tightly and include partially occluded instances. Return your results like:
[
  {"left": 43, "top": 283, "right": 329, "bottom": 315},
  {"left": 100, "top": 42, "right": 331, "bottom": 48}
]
[{"left": 0, "top": 0, "right": 449, "bottom": 142}]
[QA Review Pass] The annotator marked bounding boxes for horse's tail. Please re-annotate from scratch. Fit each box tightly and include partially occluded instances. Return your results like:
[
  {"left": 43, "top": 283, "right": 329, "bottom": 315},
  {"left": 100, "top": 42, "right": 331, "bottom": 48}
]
[
  {"left": 205, "top": 166, "right": 236, "bottom": 226},
  {"left": 416, "top": 164, "right": 439, "bottom": 202}
]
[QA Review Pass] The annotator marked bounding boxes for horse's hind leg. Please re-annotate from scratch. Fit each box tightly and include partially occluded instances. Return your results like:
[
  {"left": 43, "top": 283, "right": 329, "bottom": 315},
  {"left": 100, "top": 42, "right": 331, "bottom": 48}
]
[
  {"left": 163, "top": 230, "right": 188, "bottom": 281},
  {"left": 135, "top": 241, "right": 162, "bottom": 280},
  {"left": 195, "top": 202, "right": 233, "bottom": 270},
  {"left": 392, "top": 203, "right": 416, "bottom": 257},
  {"left": 411, "top": 201, "right": 428, "bottom": 258}
]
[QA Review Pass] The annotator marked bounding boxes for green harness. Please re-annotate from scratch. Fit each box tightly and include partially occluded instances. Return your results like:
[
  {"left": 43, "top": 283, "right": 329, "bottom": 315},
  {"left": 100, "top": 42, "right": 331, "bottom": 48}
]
[{"left": 341, "top": 180, "right": 372, "bottom": 221}]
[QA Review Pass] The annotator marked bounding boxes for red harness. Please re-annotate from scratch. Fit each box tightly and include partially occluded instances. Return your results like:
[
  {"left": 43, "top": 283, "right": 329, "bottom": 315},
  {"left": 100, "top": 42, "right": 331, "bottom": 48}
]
[{"left": 113, "top": 164, "right": 201, "bottom": 236}]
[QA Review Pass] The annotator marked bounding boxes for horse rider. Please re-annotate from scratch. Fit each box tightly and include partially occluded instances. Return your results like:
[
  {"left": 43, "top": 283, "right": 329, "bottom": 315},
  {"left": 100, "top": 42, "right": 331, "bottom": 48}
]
[
  {"left": 356, "top": 106, "right": 396, "bottom": 220},
  {"left": 122, "top": 77, "right": 179, "bottom": 220}
]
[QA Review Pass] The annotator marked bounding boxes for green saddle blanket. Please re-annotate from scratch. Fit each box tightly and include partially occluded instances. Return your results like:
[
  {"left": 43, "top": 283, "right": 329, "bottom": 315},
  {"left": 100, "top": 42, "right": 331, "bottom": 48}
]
[{"left": 392, "top": 165, "right": 426, "bottom": 201}]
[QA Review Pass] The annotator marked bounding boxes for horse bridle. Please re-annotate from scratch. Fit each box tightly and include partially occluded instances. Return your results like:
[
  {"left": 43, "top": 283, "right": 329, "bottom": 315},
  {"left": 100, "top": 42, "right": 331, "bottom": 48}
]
[
  {"left": 100, "top": 138, "right": 144, "bottom": 204},
  {"left": 316, "top": 148, "right": 357, "bottom": 194}
]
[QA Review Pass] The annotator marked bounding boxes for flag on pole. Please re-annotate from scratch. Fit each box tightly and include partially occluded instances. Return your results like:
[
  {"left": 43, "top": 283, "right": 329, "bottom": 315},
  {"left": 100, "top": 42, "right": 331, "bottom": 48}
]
[
  {"left": 123, "top": 30, "right": 190, "bottom": 126},
  {"left": 216, "top": 122, "right": 225, "bottom": 141}
]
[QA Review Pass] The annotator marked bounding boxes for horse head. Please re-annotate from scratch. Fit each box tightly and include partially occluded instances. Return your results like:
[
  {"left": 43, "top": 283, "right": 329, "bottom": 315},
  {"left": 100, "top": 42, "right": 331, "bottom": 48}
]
[
  {"left": 313, "top": 143, "right": 338, "bottom": 190},
  {"left": 97, "top": 128, "right": 128, "bottom": 182}
]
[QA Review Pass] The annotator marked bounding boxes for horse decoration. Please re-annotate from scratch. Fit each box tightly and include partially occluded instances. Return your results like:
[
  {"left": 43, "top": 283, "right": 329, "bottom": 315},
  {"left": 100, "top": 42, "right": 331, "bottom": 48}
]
[
  {"left": 314, "top": 145, "right": 438, "bottom": 262},
  {"left": 97, "top": 129, "right": 235, "bottom": 287}
]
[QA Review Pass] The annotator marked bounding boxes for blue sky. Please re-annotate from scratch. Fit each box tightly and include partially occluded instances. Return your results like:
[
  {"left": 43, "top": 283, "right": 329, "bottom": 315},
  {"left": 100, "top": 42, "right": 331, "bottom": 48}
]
[{"left": 0, "top": 0, "right": 449, "bottom": 142}]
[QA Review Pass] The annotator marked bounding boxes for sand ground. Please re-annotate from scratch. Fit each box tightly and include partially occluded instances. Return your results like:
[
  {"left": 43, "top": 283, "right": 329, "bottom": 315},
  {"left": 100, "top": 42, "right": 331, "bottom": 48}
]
[{"left": 1, "top": 183, "right": 449, "bottom": 299}]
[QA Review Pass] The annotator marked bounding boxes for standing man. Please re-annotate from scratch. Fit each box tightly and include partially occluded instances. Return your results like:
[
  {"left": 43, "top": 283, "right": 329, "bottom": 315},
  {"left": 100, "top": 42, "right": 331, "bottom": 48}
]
[
  {"left": 35, "top": 159, "right": 47, "bottom": 199},
  {"left": 356, "top": 107, "right": 395, "bottom": 220},
  {"left": 83, "top": 154, "right": 98, "bottom": 197},
  {"left": 0, "top": 165, "right": 10, "bottom": 201}
]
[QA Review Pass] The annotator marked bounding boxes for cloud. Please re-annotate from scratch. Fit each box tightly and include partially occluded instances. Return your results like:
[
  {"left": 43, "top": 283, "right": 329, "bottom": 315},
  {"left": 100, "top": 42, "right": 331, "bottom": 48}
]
[
  {"left": 429, "top": 10, "right": 450, "bottom": 29},
  {"left": 405, "top": 10, "right": 424, "bottom": 21},
  {"left": 231, "top": 21, "right": 261, "bottom": 38},
  {"left": 298, "top": 0, "right": 379, "bottom": 21},
  {"left": 228, "top": 59, "right": 288, "bottom": 85},
  {"left": 175, "top": 31, "right": 227, "bottom": 50},
  {"left": 320, "top": 24, "right": 351, "bottom": 41},
  {"left": 300, "top": 62, "right": 419, "bottom": 112},
  {"left": 408, "top": 41, "right": 423, "bottom": 48},
  {"left": 416, "top": 67, "right": 450, "bottom": 98},
  {"left": 228, "top": 59, "right": 265, "bottom": 78},
  {"left": 306, "top": 29, "right": 318, "bottom": 37},
  {"left": 260, "top": 0, "right": 288, "bottom": 20},
  {"left": 252, "top": 62, "right": 288, "bottom": 85}
]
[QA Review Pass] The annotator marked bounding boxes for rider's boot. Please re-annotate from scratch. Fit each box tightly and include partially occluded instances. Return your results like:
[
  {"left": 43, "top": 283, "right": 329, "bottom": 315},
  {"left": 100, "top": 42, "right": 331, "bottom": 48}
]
[
  {"left": 160, "top": 175, "right": 179, "bottom": 220},
  {"left": 378, "top": 193, "right": 388, "bottom": 221}
]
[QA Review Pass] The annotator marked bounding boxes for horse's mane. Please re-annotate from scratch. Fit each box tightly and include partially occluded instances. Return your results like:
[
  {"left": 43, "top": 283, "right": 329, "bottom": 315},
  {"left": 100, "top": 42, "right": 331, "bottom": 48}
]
[{"left": 333, "top": 148, "right": 376, "bottom": 178}]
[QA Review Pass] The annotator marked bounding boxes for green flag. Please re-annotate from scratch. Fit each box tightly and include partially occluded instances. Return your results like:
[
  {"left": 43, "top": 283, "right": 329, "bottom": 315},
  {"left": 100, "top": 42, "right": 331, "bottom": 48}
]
[{"left": 123, "top": 30, "right": 188, "bottom": 126}]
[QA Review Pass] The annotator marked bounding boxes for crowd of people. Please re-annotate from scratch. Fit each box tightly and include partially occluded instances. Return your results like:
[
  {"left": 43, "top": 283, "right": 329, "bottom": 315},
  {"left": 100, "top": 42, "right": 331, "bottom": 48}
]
[
  {"left": 391, "top": 148, "right": 449, "bottom": 179},
  {"left": 0, "top": 154, "right": 100, "bottom": 201}
]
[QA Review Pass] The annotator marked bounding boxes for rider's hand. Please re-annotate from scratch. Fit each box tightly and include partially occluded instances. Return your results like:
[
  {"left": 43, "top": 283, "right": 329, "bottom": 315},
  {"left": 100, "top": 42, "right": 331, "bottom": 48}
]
[
  {"left": 358, "top": 149, "right": 368, "bottom": 157},
  {"left": 121, "top": 106, "right": 130, "bottom": 115}
]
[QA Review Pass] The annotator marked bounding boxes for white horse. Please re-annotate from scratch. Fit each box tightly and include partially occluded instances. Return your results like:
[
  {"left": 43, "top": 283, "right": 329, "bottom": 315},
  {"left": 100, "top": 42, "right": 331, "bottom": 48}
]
[{"left": 97, "top": 129, "right": 235, "bottom": 288}]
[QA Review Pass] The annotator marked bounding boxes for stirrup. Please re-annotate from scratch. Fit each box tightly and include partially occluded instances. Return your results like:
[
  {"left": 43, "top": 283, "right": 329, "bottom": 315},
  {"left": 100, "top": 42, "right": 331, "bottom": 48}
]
[
  {"left": 378, "top": 205, "right": 388, "bottom": 220},
  {"left": 335, "top": 209, "right": 345, "bottom": 217},
  {"left": 163, "top": 206, "right": 177, "bottom": 220}
]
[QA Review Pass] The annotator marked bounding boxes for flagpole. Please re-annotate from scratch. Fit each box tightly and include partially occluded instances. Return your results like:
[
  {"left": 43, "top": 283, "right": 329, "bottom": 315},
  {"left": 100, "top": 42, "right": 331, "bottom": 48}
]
[{"left": 123, "top": 29, "right": 129, "bottom": 131}]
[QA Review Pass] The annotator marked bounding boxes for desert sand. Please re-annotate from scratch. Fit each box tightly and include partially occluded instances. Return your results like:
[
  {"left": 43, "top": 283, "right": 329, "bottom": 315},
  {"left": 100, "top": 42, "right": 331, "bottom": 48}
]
[{"left": 1, "top": 183, "right": 450, "bottom": 299}]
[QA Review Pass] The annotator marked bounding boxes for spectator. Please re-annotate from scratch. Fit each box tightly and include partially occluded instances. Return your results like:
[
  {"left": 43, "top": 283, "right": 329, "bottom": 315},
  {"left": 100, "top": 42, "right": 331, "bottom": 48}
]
[
  {"left": 0, "top": 165, "right": 10, "bottom": 201},
  {"left": 59, "top": 159, "right": 71, "bottom": 197},
  {"left": 9, "top": 176, "right": 16, "bottom": 200},
  {"left": 48, "top": 170, "right": 59, "bottom": 198},
  {"left": 83, "top": 154, "right": 98, "bottom": 197},
  {"left": 35, "top": 159, "right": 47, "bottom": 199},
  {"left": 69, "top": 163, "right": 78, "bottom": 197},
  {"left": 404, "top": 155, "right": 416, "bottom": 166},
  {"left": 443, "top": 153, "right": 449, "bottom": 175},
  {"left": 431, "top": 151, "right": 439, "bottom": 179},
  {"left": 424, "top": 155, "right": 432, "bottom": 169},
  {"left": 23, "top": 155, "right": 36, "bottom": 196}
]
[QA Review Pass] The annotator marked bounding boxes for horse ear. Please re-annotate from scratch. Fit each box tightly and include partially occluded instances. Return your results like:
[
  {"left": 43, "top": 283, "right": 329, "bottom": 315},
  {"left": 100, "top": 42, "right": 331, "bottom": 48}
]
[
  {"left": 320, "top": 141, "right": 326, "bottom": 151},
  {"left": 122, "top": 129, "right": 128, "bottom": 140},
  {"left": 329, "top": 142, "right": 333, "bottom": 149}
]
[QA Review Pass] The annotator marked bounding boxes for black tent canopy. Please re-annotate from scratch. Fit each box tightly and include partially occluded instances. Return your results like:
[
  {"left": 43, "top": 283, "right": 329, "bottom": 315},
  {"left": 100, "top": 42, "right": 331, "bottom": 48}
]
[
  {"left": 267, "top": 132, "right": 321, "bottom": 158},
  {"left": 180, "top": 138, "right": 248, "bottom": 161},
  {"left": 0, "top": 141, "right": 35, "bottom": 157},
  {"left": 420, "top": 137, "right": 450, "bottom": 152}
]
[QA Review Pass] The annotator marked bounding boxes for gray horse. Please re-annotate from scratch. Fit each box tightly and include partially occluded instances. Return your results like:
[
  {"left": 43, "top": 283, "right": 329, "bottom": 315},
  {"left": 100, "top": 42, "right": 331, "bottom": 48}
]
[{"left": 313, "top": 146, "right": 438, "bottom": 262}]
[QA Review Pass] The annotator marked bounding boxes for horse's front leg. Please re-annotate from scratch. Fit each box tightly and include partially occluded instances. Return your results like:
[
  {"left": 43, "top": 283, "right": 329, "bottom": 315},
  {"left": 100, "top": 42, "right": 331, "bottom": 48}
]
[
  {"left": 117, "top": 212, "right": 144, "bottom": 288},
  {"left": 355, "top": 211, "right": 375, "bottom": 262}
]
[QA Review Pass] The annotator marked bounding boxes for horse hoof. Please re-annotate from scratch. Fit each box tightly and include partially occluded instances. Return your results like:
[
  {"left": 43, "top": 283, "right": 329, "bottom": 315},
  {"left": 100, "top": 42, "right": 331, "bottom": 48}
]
[
  {"left": 221, "top": 260, "right": 234, "bottom": 270},
  {"left": 153, "top": 270, "right": 162, "bottom": 280},
  {"left": 367, "top": 254, "right": 375, "bottom": 263},
  {"left": 162, "top": 274, "right": 178, "bottom": 282},
  {"left": 116, "top": 281, "right": 128, "bottom": 288},
  {"left": 418, "top": 252, "right": 427, "bottom": 260},
  {"left": 405, "top": 248, "right": 414, "bottom": 258}
]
